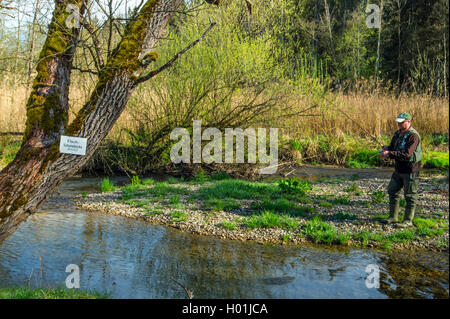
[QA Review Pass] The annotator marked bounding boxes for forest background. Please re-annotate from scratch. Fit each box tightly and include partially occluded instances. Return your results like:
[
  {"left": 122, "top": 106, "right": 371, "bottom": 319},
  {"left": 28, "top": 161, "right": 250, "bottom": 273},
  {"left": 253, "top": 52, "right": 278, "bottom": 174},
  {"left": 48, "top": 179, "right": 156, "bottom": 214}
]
[{"left": 0, "top": 0, "right": 448, "bottom": 175}]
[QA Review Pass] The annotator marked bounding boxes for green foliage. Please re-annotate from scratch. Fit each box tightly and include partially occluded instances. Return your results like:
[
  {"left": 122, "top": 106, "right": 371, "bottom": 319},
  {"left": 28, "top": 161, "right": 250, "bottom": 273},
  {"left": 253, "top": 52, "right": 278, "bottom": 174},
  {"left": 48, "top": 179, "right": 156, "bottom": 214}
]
[
  {"left": 170, "top": 211, "right": 188, "bottom": 222},
  {"left": 0, "top": 287, "right": 107, "bottom": 299},
  {"left": 278, "top": 178, "right": 312, "bottom": 196},
  {"left": 345, "top": 184, "right": 360, "bottom": 193},
  {"left": 0, "top": 140, "right": 20, "bottom": 167},
  {"left": 169, "top": 195, "right": 180, "bottom": 205},
  {"left": 192, "top": 168, "right": 206, "bottom": 183},
  {"left": 142, "top": 178, "right": 155, "bottom": 185},
  {"left": 347, "top": 150, "right": 382, "bottom": 168},
  {"left": 423, "top": 151, "right": 449, "bottom": 169},
  {"left": 244, "top": 210, "right": 299, "bottom": 230},
  {"left": 205, "top": 198, "right": 240, "bottom": 212},
  {"left": 196, "top": 179, "right": 276, "bottom": 200},
  {"left": 251, "top": 198, "right": 315, "bottom": 217},
  {"left": 333, "top": 212, "right": 357, "bottom": 221},
  {"left": 331, "top": 195, "right": 352, "bottom": 205},
  {"left": 337, "top": 232, "right": 352, "bottom": 245},
  {"left": 318, "top": 201, "right": 333, "bottom": 208},
  {"left": 219, "top": 220, "right": 237, "bottom": 230},
  {"left": 167, "top": 177, "right": 179, "bottom": 184},
  {"left": 371, "top": 191, "right": 386, "bottom": 203},
  {"left": 100, "top": 178, "right": 116, "bottom": 192},
  {"left": 209, "top": 172, "right": 232, "bottom": 181},
  {"left": 302, "top": 215, "right": 337, "bottom": 244},
  {"left": 131, "top": 176, "right": 142, "bottom": 186}
]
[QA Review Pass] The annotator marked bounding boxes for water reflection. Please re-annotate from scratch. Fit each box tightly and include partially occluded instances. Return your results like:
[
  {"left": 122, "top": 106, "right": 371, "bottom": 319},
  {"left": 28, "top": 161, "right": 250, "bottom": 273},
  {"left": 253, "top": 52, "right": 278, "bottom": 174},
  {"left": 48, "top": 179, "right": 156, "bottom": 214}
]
[{"left": 0, "top": 209, "right": 447, "bottom": 299}]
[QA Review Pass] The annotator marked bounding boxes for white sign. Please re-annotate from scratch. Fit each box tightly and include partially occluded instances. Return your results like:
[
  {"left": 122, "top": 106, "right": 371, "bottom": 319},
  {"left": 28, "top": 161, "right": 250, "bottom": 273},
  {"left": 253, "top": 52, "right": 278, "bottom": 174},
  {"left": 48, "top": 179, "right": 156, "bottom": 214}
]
[{"left": 60, "top": 135, "right": 87, "bottom": 156}]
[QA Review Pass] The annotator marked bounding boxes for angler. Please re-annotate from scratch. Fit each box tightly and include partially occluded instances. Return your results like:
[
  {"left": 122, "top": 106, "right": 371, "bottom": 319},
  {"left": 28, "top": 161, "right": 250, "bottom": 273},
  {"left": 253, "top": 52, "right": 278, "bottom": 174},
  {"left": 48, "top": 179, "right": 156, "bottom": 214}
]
[{"left": 379, "top": 112, "right": 422, "bottom": 228}]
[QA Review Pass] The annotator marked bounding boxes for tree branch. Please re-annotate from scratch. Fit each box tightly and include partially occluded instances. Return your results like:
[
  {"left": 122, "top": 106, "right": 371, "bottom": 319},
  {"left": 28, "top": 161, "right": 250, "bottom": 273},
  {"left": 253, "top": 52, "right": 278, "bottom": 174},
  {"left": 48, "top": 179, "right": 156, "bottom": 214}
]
[{"left": 136, "top": 21, "right": 216, "bottom": 84}]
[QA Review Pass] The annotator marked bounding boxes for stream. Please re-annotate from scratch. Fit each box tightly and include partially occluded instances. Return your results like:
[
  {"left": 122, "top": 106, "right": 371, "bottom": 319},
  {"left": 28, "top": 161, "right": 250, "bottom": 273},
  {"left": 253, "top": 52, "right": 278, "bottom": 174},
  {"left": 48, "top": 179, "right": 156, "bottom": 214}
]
[{"left": 0, "top": 171, "right": 448, "bottom": 299}]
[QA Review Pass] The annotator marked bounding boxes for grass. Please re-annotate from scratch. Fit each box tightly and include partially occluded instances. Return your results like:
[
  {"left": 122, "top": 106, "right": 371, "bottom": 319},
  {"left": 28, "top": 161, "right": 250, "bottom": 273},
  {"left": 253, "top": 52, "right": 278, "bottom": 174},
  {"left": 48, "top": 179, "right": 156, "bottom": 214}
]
[
  {"left": 0, "top": 287, "right": 107, "bottom": 299},
  {"left": 251, "top": 198, "right": 316, "bottom": 217},
  {"left": 336, "top": 232, "right": 352, "bottom": 245},
  {"left": 332, "top": 212, "right": 357, "bottom": 221},
  {"left": 423, "top": 151, "right": 449, "bottom": 169},
  {"left": 121, "top": 181, "right": 189, "bottom": 201},
  {"left": 196, "top": 179, "right": 277, "bottom": 200},
  {"left": 142, "top": 178, "right": 155, "bottom": 185},
  {"left": 244, "top": 210, "right": 299, "bottom": 230},
  {"left": 144, "top": 209, "right": 164, "bottom": 216},
  {"left": 371, "top": 191, "right": 386, "bottom": 203},
  {"left": 91, "top": 174, "right": 448, "bottom": 250},
  {"left": 100, "top": 177, "right": 116, "bottom": 192},
  {"left": 205, "top": 198, "right": 240, "bottom": 212},
  {"left": 278, "top": 178, "right": 312, "bottom": 196},
  {"left": 331, "top": 195, "right": 352, "bottom": 205},
  {"left": 345, "top": 184, "right": 360, "bottom": 193},
  {"left": 301, "top": 215, "right": 338, "bottom": 244},
  {"left": 318, "top": 201, "right": 333, "bottom": 207},
  {"left": 170, "top": 211, "right": 188, "bottom": 222},
  {"left": 219, "top": 220, "right": 237, "bottom": 230},
  {"left": 0, "top": 140, "right": 20, "bottom": 167}
]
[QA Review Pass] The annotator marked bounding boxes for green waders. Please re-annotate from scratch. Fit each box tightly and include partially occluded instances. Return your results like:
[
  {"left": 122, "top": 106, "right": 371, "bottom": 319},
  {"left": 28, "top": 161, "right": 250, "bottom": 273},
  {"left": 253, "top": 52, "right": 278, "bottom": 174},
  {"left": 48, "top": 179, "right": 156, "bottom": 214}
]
[{"left": 387, "top": 171, "right": 419, "bottom": 223}]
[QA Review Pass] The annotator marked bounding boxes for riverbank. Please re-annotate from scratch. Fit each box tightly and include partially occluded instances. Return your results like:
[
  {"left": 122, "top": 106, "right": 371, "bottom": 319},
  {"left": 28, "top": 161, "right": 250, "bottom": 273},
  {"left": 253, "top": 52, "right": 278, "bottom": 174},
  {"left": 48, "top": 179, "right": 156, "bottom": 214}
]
[{"left": 75, "top": 169, "right": 449, "bottom": 252}]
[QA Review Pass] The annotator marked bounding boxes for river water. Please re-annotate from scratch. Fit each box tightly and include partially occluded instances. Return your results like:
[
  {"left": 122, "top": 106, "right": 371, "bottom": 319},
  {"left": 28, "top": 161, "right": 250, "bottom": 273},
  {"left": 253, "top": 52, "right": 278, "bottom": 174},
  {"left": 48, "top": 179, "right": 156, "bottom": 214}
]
[{"left": 0, "top": 175, "right": 448, "bottom": 299}]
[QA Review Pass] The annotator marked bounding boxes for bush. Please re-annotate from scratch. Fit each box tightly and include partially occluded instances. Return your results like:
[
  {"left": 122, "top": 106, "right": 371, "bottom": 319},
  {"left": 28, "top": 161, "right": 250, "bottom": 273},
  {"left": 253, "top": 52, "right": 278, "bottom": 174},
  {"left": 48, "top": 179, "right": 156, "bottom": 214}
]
[{"left": 423, "top": 151, "right": 449, "bottom": 169}]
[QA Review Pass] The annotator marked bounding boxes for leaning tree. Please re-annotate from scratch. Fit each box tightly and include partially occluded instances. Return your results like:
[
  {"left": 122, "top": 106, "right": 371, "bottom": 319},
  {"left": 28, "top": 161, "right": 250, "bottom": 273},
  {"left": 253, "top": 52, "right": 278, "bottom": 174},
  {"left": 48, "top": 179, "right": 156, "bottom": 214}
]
[{"left": 0, "top": 0, "right": 221, "bottom": 243}]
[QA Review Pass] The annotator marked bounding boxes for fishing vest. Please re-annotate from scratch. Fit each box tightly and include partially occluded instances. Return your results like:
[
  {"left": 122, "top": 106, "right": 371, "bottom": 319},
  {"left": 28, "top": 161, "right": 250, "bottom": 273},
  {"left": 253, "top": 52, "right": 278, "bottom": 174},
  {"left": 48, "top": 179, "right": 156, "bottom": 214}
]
[{"left": 391, "top": 126, "right": 422, "bottom": 162}]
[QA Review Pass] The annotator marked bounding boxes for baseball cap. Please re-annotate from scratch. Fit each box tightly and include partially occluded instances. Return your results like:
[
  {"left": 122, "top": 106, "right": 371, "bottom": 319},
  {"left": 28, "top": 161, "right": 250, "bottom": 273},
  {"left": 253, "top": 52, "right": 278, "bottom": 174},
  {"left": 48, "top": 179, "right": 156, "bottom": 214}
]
[{"left": 395, "top": 112, "right": 412, "bottom": 122}]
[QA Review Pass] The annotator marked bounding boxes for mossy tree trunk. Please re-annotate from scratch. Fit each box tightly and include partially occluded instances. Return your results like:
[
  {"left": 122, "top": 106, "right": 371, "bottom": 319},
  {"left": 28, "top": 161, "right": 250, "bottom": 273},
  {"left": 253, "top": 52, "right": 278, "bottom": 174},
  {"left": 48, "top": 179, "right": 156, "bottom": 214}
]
[{"left": 0, "top": 0, "right": 184, "bottom": 244}]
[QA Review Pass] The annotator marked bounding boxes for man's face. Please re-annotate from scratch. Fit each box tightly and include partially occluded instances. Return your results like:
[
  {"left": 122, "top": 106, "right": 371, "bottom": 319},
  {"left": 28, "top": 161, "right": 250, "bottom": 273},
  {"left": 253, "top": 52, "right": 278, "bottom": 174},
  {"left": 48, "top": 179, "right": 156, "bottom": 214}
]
[{"left": 397, "top": 120, "right": 411, "bottom": 131}]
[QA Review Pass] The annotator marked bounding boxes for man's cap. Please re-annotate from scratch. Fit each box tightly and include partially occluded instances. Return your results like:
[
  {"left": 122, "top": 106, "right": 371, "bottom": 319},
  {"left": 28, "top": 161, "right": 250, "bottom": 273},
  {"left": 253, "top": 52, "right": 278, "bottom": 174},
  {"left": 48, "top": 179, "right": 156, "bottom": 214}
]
[{"left": 395, "top": 112, "right": 412, "bottom": 122}]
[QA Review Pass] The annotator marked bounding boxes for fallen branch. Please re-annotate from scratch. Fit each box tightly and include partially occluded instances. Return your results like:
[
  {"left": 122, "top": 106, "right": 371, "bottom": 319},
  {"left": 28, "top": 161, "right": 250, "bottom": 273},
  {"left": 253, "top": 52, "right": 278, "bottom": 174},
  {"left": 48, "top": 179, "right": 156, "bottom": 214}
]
[{"left": 170, "top": 277, "right": 194, "bottom": 299}]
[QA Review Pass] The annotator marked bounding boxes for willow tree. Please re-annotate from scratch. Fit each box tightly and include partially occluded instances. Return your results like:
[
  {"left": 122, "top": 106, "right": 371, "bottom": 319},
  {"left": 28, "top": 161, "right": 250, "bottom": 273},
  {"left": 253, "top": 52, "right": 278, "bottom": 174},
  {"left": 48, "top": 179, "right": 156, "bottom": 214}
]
[{"left": 0, "top": 0, "right": 219, "bottom": 243}]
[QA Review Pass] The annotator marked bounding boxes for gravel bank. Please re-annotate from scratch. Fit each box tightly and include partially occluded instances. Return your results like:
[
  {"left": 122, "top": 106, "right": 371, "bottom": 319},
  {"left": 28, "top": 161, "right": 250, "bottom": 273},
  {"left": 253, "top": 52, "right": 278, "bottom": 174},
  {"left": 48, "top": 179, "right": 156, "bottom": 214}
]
[{"left": 75, "top": 173, "right": 449, "bottom": 251}]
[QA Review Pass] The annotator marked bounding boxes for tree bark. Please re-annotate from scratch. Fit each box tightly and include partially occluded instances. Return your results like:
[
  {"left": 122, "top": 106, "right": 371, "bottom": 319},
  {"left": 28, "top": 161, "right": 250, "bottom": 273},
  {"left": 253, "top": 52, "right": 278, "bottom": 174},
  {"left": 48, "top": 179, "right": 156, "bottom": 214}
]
[{"left": 0, "top": 0, "right": 183, "bottom": 244}]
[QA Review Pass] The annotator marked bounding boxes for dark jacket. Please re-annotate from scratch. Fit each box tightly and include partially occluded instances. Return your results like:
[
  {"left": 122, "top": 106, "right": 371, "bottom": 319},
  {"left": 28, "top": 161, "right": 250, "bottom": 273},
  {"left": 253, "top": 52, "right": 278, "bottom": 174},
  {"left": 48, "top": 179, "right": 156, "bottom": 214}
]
[{"left": 387, "top": 128, "right": 421, "bottom": 173}]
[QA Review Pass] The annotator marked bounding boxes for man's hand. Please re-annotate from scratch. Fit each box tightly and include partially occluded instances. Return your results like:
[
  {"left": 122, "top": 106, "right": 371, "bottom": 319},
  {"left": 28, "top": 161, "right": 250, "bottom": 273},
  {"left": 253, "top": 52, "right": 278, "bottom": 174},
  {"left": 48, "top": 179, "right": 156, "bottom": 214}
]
[{"left": 379, "top": 150, "right": 389, "bottom": 158}]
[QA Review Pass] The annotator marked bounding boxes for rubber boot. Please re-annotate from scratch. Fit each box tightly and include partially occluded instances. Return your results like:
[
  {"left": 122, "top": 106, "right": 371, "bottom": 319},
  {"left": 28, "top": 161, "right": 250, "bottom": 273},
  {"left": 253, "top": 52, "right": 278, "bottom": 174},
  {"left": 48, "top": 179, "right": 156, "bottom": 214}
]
[
  {"left": 397, "top": 206, "right": 415, "bottom": 228},
  {"left": 382, "top": 202, "right": 399, "bottom": 224}
]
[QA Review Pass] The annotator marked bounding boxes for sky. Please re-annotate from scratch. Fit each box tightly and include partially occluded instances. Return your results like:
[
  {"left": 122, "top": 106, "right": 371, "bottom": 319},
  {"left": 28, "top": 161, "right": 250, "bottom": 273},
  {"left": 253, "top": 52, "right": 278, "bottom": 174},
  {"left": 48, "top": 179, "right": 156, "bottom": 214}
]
[{"left": 1, "top": 0, "right": 146, "bottom": 32}]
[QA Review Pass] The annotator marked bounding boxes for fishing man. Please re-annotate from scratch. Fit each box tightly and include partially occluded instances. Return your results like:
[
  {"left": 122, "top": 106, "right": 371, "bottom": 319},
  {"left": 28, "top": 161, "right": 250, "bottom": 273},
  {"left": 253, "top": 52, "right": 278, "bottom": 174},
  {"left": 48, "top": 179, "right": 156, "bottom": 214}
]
[{"left": 379, "top": 112, "right": 422, "bottom": 228}]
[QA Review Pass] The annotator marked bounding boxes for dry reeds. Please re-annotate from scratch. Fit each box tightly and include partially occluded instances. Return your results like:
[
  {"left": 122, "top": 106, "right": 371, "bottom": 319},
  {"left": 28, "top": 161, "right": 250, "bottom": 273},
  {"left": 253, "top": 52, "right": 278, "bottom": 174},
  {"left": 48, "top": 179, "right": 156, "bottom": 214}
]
[{"left": 0, "top": 81, "right": 448, "bottom": 140}]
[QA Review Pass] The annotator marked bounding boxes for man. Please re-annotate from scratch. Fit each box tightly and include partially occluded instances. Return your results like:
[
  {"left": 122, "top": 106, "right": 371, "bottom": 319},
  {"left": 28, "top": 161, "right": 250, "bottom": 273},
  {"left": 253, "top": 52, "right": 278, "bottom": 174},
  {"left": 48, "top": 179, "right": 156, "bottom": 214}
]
[{"left": 379, "top": 112, "right": 422, "bottom": 228}]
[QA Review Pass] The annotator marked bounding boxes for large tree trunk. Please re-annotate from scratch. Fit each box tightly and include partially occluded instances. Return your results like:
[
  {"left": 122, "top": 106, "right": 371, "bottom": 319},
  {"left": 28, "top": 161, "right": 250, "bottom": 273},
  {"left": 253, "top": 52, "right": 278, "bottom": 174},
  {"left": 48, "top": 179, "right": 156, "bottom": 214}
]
[{"left": 0, "top": 0, "right": 183, "bottom": 244}]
